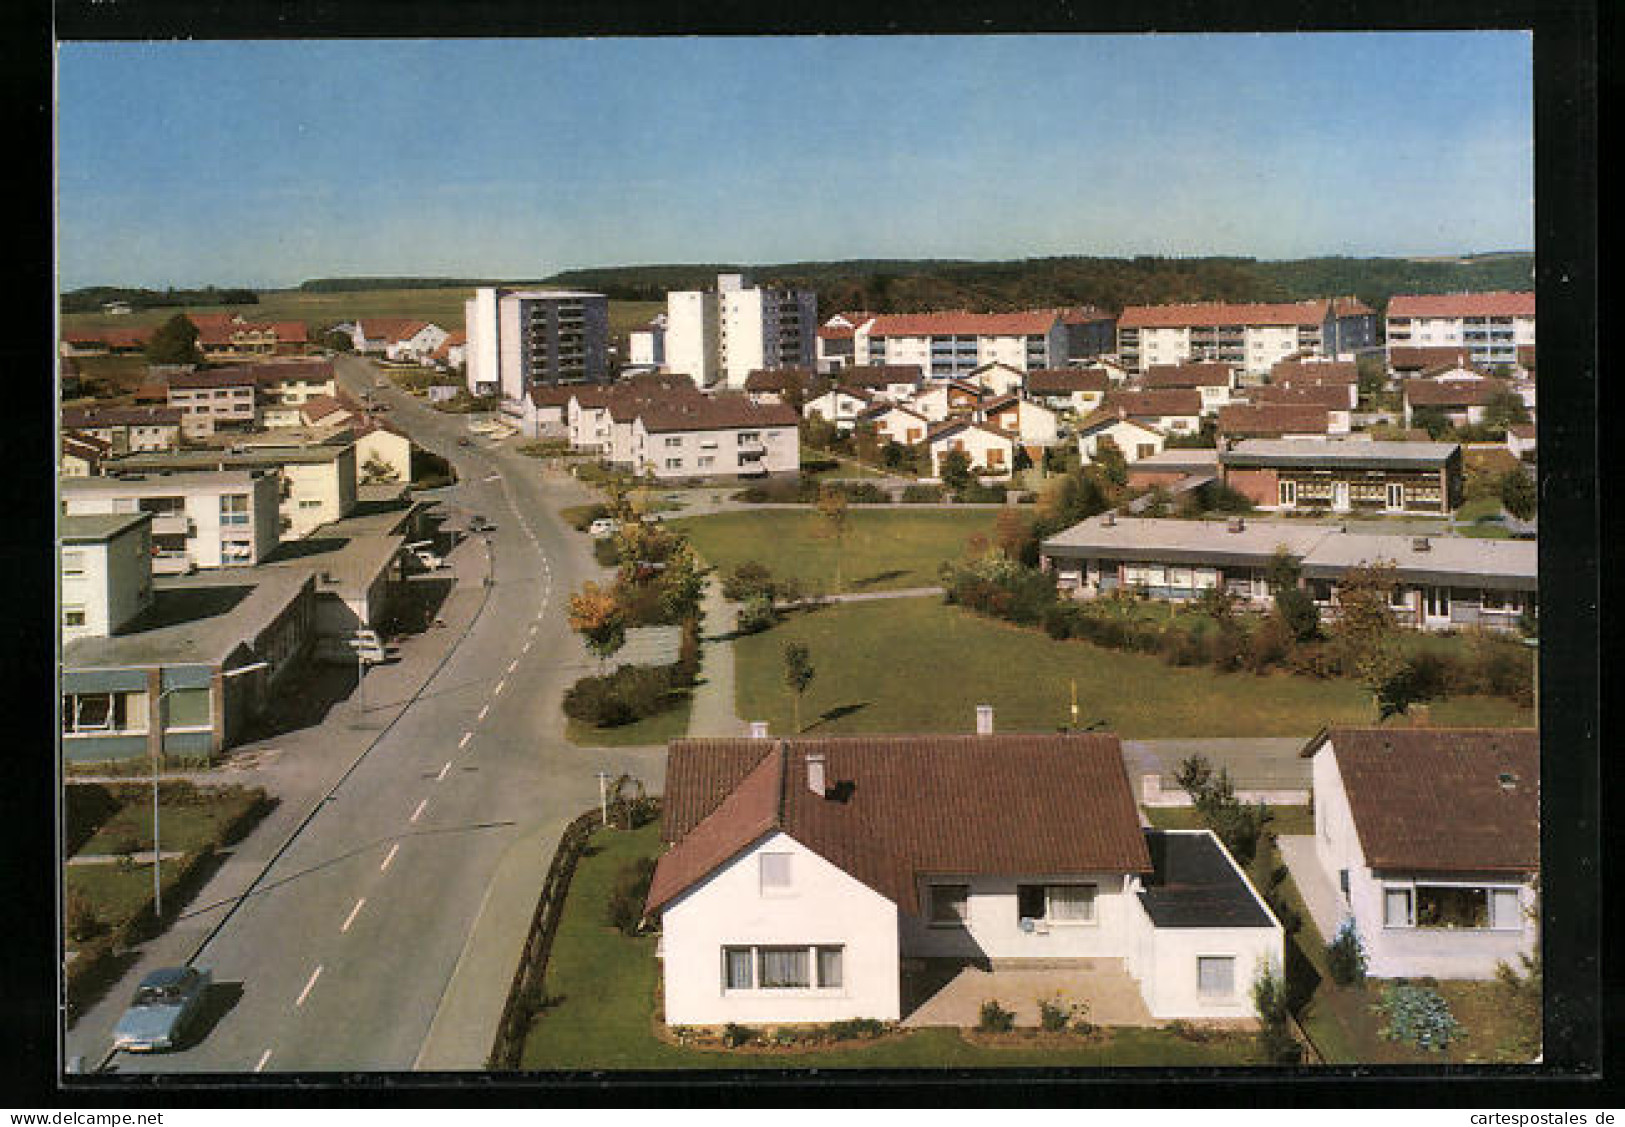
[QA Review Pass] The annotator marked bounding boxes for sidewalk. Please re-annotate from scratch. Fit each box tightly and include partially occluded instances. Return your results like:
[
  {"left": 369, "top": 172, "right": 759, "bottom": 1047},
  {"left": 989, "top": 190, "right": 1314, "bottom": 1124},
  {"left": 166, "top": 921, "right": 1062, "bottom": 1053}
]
[
  {"left": 685, "top": 576, "right": 748, "bottom": 738},
  {"left": 775, "top": 585, "right": 944, "bottom": 609}
]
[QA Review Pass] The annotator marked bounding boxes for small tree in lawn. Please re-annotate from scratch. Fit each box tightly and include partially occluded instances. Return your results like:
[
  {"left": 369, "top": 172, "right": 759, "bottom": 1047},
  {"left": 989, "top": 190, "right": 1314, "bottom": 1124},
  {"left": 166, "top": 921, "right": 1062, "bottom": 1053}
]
[
  {"left": 815, "top": 485, "right": 851, "bottom": 593},
  {"left": 1092, "top": 440, "right": 1129, "bottom": 488},
  {"left": 359, "top": 452, "right": 399, "bottom": 485},
  {"left": 1499, "top": 467, "right": 1537, "bottom": 520},
  {"left": 939, "top": 448, "right": 973, "bottom": 493},
  {"left": 1333, "top": 561, "right": 1398, "bottom": 671},
  {"left": 146, "top": 314, "right": 203, "bottom": 366},
  {"left": 994, "top": 507, "right": 1031, "bottom": 561},
  {"left": 1267, "top": 547, "right": 1320, "bottom": 642},
  {"left": 658, "top": 541, "right": 708, "bottom": 624},
  {"left": 783, "top": 642, "right": 815, "bottom": 734},
  {"left": 568, "top": 581, "right": 626, "bottom": 669}
]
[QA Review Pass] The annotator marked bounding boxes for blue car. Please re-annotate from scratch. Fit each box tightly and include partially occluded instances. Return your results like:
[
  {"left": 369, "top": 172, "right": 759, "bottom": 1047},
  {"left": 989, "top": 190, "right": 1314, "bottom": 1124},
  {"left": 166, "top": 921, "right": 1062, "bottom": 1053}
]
[{"left": 112, "top": 967, "right": 212, "bottom": 1052}]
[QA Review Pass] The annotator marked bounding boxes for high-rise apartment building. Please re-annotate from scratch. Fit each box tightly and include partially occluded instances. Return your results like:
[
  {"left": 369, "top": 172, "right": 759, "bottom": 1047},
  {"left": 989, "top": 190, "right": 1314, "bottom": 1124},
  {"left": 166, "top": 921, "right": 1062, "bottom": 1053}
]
[
  {"left": 663, "top": 273, "right": 817, "bottom": 389},
  {"left": 464, "top": 287, "right": 610, "bottom": 402}
]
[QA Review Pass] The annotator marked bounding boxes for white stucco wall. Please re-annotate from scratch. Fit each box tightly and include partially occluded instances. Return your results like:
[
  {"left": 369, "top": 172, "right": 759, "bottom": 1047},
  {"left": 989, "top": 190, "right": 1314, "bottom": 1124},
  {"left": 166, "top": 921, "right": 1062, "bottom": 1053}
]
[
  {"left": 659, "top": 831, "right": 901, "bottom": 1025},
  {"left": 899, "top": 872, "right": 1139, "bottom": 961},
  {"left": 1078, "top": 421, "right": 1166, "bottom": 464},
  {"left": 1132, "top": 917, "right": 1282, "bottom": 1021}
]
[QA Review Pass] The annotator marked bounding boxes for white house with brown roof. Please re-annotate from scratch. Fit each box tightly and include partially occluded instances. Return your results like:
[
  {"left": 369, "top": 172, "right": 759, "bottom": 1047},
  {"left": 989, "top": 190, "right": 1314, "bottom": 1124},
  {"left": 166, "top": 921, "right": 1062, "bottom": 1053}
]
[
  {"left": 1100, "top": 389, "right": 1203, "bottom": 436},
  {"left": 977, "top": 393, "right": 1060, "bottom": 447},
  {"left": 968, "top": 361, "right": 1026, "bottom": 398},
  {"left": 904, "top": 379, "right": 983, "bottom": 423},
  {"left": 927, "top": 420, "right": 1017, "bottom": 478},
  {"left": 1140, "top": 363, "right": 1237, "bottom": 414},
  {"left": 1025, "top": 368, "right": 1109, "bottom": 415},
  {"left": 1075, "top": 415, "right": 1167, "bottom": 465},
  {"left": 860, "top": 402, "right": 931, "bottom": 447},
  {"left": 646, "top": 734, "right": 1282, "bottom": 1026},
  {"left": 60, "top": 405, "right": 184, "bottom": 454},
  {"left": 1300, "top": 728, "right": 1538, "bottom": 980},
  {"left": 802, "top": 386, "right": 874, "bottom": 431},
  {"left": 629, "top": 397, "right": 800, "bottom": 479}
]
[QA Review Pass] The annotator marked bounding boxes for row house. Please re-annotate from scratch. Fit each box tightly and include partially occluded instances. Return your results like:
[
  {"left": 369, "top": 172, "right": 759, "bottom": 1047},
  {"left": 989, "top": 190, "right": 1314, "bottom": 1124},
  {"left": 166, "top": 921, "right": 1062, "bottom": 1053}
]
[
  {"left": 1024, "top": 368, "right": 1110, "bottom": 415},
  {"left": 1269, "top": 359, "right": 1360, "bottom": 409},
  {"left": 165, "top": 369, "right": 260, "bottom": 438},
  {"left": 1385, "top": 292, "right": 1535, "bottom": 370},
  {"left": 1218, "top": 439, "right": 1463, "bottom": 515},
  {"left": 1244, "top": 383, "right": 1352, "bottom": 432},
  {"left": 629, "top": 398, "right": 800, "bottom": 481},
  {"left": 1138, "top": 362, "right": 1236, "bottom": 414},
  {"left": 61, "top": 469, "right": 282, "bottom": 574},
  {"left": 1216, "top": 404, "right": 1332, "bottom": 442},
  {"left": 744, "top": 367, "right": 827, "bottom": 407},
  {"left": 60, "top": 405, "right": 183, "bottom": 454},
  {"left": 188, "top": 312, "right": 309, "bottom": 359},
  {"left": 1117, "top": 298, "right": 1376, "bottom": 376},
  {"left": 1040, "top": 515, "right": 1534, "bottom": 632},
  {"left": 854, "top": 310, "right": 1067, "bottom": 379}
]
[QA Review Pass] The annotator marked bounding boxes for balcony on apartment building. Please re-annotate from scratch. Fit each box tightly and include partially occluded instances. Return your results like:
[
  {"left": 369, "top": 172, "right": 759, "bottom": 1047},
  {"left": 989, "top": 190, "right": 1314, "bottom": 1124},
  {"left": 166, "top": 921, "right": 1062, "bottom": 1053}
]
[
  {"left": 151, "top": 549, "right": 196, "bottom": 576},
  {"left": 148, "top": 512, "right": 194, "bottom": 537}
]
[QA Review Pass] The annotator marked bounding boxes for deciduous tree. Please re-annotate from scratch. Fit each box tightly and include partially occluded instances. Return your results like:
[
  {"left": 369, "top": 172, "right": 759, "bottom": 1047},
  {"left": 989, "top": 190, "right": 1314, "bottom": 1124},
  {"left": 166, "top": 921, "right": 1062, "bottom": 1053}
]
[{"left": 783, "top": 642, "right": 815, "bottom": 733}]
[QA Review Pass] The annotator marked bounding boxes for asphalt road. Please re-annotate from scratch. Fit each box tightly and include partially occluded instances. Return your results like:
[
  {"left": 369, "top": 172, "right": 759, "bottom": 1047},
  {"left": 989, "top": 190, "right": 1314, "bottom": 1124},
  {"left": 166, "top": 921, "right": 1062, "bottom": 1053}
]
[{"left": 90, "top": 357, "right": 666, "bottom": 1074}]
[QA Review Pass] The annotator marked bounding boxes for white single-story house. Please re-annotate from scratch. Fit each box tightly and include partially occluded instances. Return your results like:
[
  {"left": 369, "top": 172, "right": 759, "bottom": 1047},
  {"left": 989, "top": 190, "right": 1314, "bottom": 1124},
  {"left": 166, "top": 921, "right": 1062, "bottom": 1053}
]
[
  {"left": 646, "top": 733, "right": 1284, "bottom": 1027},
  {"left": 978, "top": 393, "right": 1060, "bottom": 446},
  {"left": 904, "top": 379, "right": 983, "bottom": 423},
  {"left": 1075, "top": 414, "right": 1167, "bottom": 465},
  {"left": 803, "top": 386, "right": 875, "bottom": 431},
  {"left": 968, "top": 361, "right": 1026, "bottom": 398},
  {"left": 926, "top": 420, "right": 1017, "bottom": 477},
  {"left": 1302, "top": 727, "right": 1539, "bottom": 981},
  {"left": 860, "top": 402, "right": 931, "bottom": 448}
]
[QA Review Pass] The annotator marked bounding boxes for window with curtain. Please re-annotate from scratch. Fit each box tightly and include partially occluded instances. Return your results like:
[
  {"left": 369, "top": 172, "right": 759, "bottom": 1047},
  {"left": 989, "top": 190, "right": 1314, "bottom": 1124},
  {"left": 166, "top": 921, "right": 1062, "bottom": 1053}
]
[
  {"left": 759, "top": 853, "right": 792, "bottom": 893},
  {"left": 817, "top": 947, "right": 843, "bottom": 989},
  {"left": 723, "top": 947, "right": 753, "bottom": 991},
  {"left": 758, "top": 947, "right": 810, "bottom": 989},
  {"left": 1048, "top": 884, "right": 1097, "bottom": 922},
  {"left": 1384, "top": 887, "right": 1414, "bottom": 928},
  {"left": 1197, "top": 956, "right": 1235, "bottom": 998}
]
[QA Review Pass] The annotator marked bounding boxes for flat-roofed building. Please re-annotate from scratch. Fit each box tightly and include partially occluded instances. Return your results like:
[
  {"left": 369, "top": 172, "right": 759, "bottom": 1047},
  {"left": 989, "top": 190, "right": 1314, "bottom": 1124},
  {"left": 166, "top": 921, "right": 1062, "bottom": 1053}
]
[
  {"left": 1219, "top": 439, "right": 1463, "bottom": 515},
  {"left": 59, "top": 512, "right": 155, "bottom": 642},
  {"left": 61, "top": 469, "right": 282, "bottom": 574},
  {"left": 666, "top": 274, "right": 818, "bottom": 389},
  {"left": 1385, "top": 292, "right": 1534, "bottom": 370}
]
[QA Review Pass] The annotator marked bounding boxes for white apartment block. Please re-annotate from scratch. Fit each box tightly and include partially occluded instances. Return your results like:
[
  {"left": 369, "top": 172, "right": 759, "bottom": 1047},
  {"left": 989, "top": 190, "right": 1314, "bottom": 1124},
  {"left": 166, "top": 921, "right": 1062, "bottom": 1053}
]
[
  {"left": 629, "top": 398, "right": 801, "bottom": 479},
  {"left": 1384, "top": 292, "right": 1535, "bottom": 370},
  {"left": 59, "top": 512, "right": 155, "bottom": 642},
  {"left": 59, "top": 406, "right": 183, "bottom": 455},
  {"left": 1117, "top": 299, "right": 1378, "bottom": 376},
  {"left": 664, "top": 273, "right": 817, "bottom": 390},
  {"left": 854, "top": 311, "right": 1067, "bottom": 380},
  {"left": 464, "top": 287, "right": 610, "bottom": 403},
  {"left": 61, "top": 470, "right": 281, "bottom": 575},
  {"left": 629, "top": 313, "right": 667, "bottom": 367}
]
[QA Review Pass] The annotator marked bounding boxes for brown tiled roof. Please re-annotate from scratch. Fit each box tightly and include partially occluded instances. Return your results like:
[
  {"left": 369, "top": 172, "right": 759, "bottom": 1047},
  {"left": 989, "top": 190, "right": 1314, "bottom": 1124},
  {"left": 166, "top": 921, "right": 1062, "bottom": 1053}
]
[
  {"left": 637, "top": 396, "right": 798, "bottom": 434},
  {"left": 927, "top": 419, "right": 1015, "bottom": 445},
  {"left": 246, "top": 359, "right": 336, "bottom": 385},
  {"left": 1025, "top": 368, "right": 1109, "bottom": 395},
  {"left": 132, "top": 381, "right": 170, "bottom": 404},
  {"left": 1330, "top": 296, "right": 1375, "bottom": 316},
  {"left": 1118, "top": 300, "right": 1330, "bottom": 329},
  {"left": 648, "top": 735, "right": 1152, "bottom": 916},
  {"left": 1102, "top": 389, "right": 1202, "bottom": 418},
  {"left": 299, "top": 395, "right": 352, "bottom": 424},
  {"left": 1387, "top": 292, "right": 1535, "bottom": 319},
  {"left": 840, "top": 364, "right": 923, "bottom": 388},
  {"left": 743, "top": 367, "right": 821, "bottom": 393},
  {"left": 858, "top": 401, "right": 928, "bottom": 424},
  {"left": 1141, "top": 362, "right": 1234, "bottom": 389},
  {"left": 529, "top": 384, "right": 577, "bottom": 408},
  {"left": 62, "top": 327, "right": 153, "bottom": 348},
  {"left": 1217, "top": 404, "right": 1330, "bottom": 437},
  {"left": 62, "top": 431, "right": 111, "bottom": 460},
  {"left": 1388, "top": 346, "right": 1473, "bottom": 371},
  {"left": 863, "top": 310, "right": 1061, "bottom": 337},
  {"left": 1271, "top": 359, "right": 1358, "bottom": 385},
  {"left": 1249, "top": 384, "right": 1351, "bottom": 410},
  {"left": 166, "top": 368, "right": 259, "bottom": 389},
  {"left": 1304, "top": 728, "right": 1539, "bottom": 872},
  {"left": 61, "top": 404, "right": 183, "bottom": 428},
  {"left": 1402, "top": 378, "right": 1504, "bottom": 407},
  {"left": 359, "top": 317, "right": 433, "bottom": 343}
]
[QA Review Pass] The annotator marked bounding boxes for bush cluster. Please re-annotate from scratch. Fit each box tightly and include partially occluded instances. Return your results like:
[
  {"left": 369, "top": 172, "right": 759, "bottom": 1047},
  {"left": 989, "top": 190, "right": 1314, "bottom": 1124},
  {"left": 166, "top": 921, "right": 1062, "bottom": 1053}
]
[
  {"left": 956, "top": 481, "right": 1008, "bottom": 504},
  {"left": 605, "top": 857, "right": 657, "bottom": 936},
  {"left": 1326, "top": 919, "right": 1368, "bottom": 988},
  {"left": 1373, "top": 984, "right": 1464, "bottom": 1052},
  {"left": 563, "top": 664, "right": 685, "bottom": 728},
  {"left": 942, "top": 556, "right": 1058, "bottom": 627},
  {"left": 900, "top": 484, "right": 945, "bottom": 503},
  {"left": 976, "top": 1000, "right": 1016, "bottom": 1033}
]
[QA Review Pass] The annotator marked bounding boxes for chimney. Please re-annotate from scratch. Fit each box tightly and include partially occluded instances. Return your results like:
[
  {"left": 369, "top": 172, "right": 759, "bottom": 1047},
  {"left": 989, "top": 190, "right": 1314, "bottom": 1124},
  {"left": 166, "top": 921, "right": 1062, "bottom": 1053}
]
[
  {"left": 975, "top": 705, "right": 994, "bottom": 735},
  {"left": 749, "top": 721, "right": 769, "bottom": 739},
  {"left": 806, "top": 752, "right": 827, "bottom": 796}
]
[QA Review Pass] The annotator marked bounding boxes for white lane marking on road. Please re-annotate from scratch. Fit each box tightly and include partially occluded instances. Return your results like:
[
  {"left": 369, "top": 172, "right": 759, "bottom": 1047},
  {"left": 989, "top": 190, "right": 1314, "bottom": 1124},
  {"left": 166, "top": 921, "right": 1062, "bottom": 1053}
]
[
  {"left": 296, "top": 966, "right": 323, "bottom": 1007},
  {"left": 478, "top": 703, "right": 490, "bottom": 721},
  {"left": 437, "top": 761, "right": 451, "bottom": 781},
  {"left": 341, "top": 897, "right": 366, "bottom": 933},
  {"left": 380, "top": 843, "right": 400, "bottom": 871},
  {"left": 410, "top": 798, "right": 428, "bottom": 823},
  {"left": 483, "top": 474, "right": 500, "bottom": 483},
  {"left": 521, "top": 641, "right": 532, "bottom": 654},
  {"left": 458, "top": 731, "right": 473, "bottom": 750},
  {"left": 507, "top": 658, "right": 518, "bottom": 674},
  {"left": 255, "top": 1049, "right": 272, "bottom": 1073},
  {"left": 494, "top": 679, "right": 506, "bottom": 695}
]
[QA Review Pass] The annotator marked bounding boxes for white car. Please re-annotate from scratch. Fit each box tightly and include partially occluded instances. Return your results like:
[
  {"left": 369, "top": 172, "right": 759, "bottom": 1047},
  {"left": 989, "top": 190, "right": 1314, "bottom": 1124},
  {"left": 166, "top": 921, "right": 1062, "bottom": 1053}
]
[{"left": 588, "top": 518, "right": 621, "bottom": 539}]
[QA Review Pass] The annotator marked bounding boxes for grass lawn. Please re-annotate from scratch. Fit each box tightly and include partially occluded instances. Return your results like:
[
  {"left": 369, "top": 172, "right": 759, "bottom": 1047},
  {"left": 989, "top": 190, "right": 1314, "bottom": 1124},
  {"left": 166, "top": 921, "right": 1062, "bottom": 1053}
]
[
  {"left": 64, "top": 860, "right": 183, "bottom": 950},
  {"left": 76, "top": 791, "right": 263, "bottom": 857},
  {"left": 1455, "top": 496, "right": 1506, "bottom": 523},
  {"left": 669, "top": 510, "right": 1000, "bottom": 594},
  {"left": 565, "top": 693, "right": 694, "bottom": 748},
  {"left": 733, "top": 599, "right": 1534, "bottom": 739},
  {"left": 518, "top": 823, "right": 1263, "bottom": 1070}
]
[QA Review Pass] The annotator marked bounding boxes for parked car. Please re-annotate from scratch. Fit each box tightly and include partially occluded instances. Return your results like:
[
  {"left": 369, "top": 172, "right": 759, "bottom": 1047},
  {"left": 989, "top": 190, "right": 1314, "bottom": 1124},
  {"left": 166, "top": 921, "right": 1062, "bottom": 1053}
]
[
  {"left": 468, "top": 514, "right": 491, "bottom": 532},
  {"left": 457, "top": 437, "right": 472, "bottom": 447},
  {"left": 588, "top": 518, "right": 621, "bottom": 539},
  {"left": 112, "top": 967, "right": 212, "bottom": 1052}
]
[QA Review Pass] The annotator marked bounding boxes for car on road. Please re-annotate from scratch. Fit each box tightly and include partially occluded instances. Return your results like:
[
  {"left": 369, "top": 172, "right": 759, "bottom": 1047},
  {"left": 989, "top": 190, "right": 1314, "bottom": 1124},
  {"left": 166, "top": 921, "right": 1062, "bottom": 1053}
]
[
  {"left": 468, "top": 514, "right": 491, "bottom": 532},
  {"left": 588, "top": 518, "right": 620, "bottom": 539},
  {"left": 457, "top": 437, "right": 472, "bottom": 447},
  {"left": 112, "top": 967, "right": 212, "bottom": 1053}
]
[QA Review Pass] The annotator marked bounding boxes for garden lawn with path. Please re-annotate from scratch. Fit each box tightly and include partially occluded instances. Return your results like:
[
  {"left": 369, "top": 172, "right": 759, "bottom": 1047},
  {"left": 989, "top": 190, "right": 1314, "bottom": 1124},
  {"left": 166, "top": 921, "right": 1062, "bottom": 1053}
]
[
  {"left": 668, "top": 509, "right": 1001, "bottom": 594},
  {"left": 518, "top": 822, "right": 1264, "bottom": 1069},
  {"left": 733, "top": 598, "right": 1535, "bottom": 739},
  {"left": 565, "top": 693, "right": 693, "bottom": 748}
]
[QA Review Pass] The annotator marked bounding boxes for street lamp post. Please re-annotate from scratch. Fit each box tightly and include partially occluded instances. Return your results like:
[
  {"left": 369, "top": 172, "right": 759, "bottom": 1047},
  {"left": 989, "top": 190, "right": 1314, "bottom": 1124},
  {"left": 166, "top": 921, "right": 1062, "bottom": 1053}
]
[
  {"left": 597, "top": 771, "right": 611, "bottom": 828},
  {"left": 151, "top": 661, "right": 268, "bottom": 919}
]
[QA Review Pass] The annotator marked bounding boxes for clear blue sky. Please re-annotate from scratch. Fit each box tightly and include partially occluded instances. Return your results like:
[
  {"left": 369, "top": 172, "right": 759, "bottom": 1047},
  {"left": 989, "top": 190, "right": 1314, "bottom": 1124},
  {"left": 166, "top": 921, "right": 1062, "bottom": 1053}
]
[{"left": 55, "top": 34, "right": 1533, "bottom": 290}]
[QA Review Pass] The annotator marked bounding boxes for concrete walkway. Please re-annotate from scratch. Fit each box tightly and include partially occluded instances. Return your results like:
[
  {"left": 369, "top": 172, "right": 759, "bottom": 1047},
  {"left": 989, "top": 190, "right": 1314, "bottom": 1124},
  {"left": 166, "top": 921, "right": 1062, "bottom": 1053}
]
[
  {"left": 776, "top": 586, "right": 944, "bottom": 609},
  {"left": 901, "top": 961, "right": 1156, "bottom": 1028},
  {"left": 1278, "top": 835, "right": 1348, "bottom": 942},
  {"left": 685, "top": 577, "right": 748, "bottom": 738}
]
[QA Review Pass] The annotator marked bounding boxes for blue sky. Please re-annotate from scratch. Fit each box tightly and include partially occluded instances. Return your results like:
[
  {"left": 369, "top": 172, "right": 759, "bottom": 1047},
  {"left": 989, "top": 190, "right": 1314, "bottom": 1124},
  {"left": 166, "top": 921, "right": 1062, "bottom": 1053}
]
[{"left": 55, "top": 34, "right": 1533, "bottom": 290}]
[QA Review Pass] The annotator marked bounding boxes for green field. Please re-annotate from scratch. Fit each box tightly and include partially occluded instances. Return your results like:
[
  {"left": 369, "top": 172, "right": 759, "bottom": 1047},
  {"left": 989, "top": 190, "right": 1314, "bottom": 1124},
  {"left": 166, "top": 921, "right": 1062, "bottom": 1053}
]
[
  {"left": 733, "top": 598, "right": 1535, "bottom": 739},
  {"left": 565, "top": 693, "right": 693, "bottom": 748},
  {"left": 670, "top": 509, "right": 1000, "bottom": 594},
  {"left": 518, "top": 822, "right": 1262, "bottom": 1069}
]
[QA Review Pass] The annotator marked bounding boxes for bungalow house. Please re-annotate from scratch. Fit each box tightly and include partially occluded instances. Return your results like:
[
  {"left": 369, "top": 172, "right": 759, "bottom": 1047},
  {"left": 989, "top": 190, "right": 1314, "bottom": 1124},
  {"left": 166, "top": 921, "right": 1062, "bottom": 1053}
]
[
  {"left": 839, "top": 364, "right": 924, "bottom": 402},
  {"left": 1041, "top": 515, "right": 1536, "bottom": 631},
  {"left": 59, "top": 405, "right": 183, "bottom": 455},
  {"left": 1075, "top": 414, "right": 1166, "bottom": 465},
  {"left": 1269, "top": 359, "right": 1360, "bottom": 409},
  {"left": 744, "top": 367, "right": 826, "bottom": 407},
  {"left": 1099, "top": 389, "right": 1203, "bottom": 437},
  {"left": 1140, "top": 363, "right": 1236, "bottom": 414},
  {"left": 1401, "top": 379, "right": 1503, "bottom": 430},
  {"left": 1245, "top": 384, "right": 1352, "bottom": 433},
  {"left": 967, "top": 361, "right": 1026, "bottom": 399},
  {"left": 802, "top": 386, "right": 875, "bottom": 431},
  {"left": 61, "top": 431, "right": 112, "bottom": 477},
  {"left": 976, "top": 393, "right": 1060, "bottom": 447},
  {"left": 645, "top": 733, "right": 1282, "bottom": 1026},
  {"left": 926, "top": 419, "right": 1017, "bottom": 478},
  {"left": 1219, "top": 439, "right": 1463, "bottom": 515},
  {"left": 1301, "top": 727, "right": 1538, "bottom": 980},
  {"left": 1024, "top": 367, "right": 1109, "bottom": 415},
  {"left": 905, "top": 379, "right": 983, "bottom": 423},
  {"left": 858, "top": 402, "right": 931, "bottom": 448},
  {"left": 1217, "top": 404, "right": 1332, "bottom": 442}
]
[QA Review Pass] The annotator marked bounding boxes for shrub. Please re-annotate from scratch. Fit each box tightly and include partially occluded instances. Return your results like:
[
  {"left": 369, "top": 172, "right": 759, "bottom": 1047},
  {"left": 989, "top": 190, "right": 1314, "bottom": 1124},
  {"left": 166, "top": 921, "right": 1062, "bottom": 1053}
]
[
  {"left": 592, "top": 538, "right": 620, "bottom": 567},
  {"left": 737, "top": 593, "right": 779, "bottom": 635},
  {"left": 721, "top": 561, "right": 777, "bottom": 602},
  {"left": 957, "top": 480, "right": 1008, "bottom": 504},
  {"left": 605, "top": 856, "right": 657, "bottom": 935},
  {"left": 1043, "top": 601, "right": 1084, "bottom": 640},
  {"left": 1245, "top": 615, "right": 1294, "bottom": 674},
  {"left": 65, "top": 888, "right": 105, "bottom": 943},
  {"left": 562, "top": 665, "right": 680, "bottom": 728},
  {"left": 826, "top": 1017, "right": 888, "bottom": 1041},
  {"left": 977, "top": 1000, "right": 1016, "bottom": 1033},
  {"left": 1037, "top": 996, "right": 1077, "bottom": 1033},
  {"left": 672, "top": 617, "right": 702, "bottom": 687},
  {"left": 1161, "top": 627, "right": 1207, "bottom": 667},
  {"left": 1325, "top": 919, "right": 1368, "bottom": 988},
  {"left": 1373, "top": 984, "right": 1464, "bottom": 1052},
  {"left": 1252, "top": 963, "right": 1303, "bottom": 1064},
  {"left": 722, "top": 1022, "right": 758, "bottom": 1048},
  {"left": 900, "top": 484, "right": 945, "bottom": 503},
  {"left": 1274, "top": 587, "right": 1321, "bottom": 642}
]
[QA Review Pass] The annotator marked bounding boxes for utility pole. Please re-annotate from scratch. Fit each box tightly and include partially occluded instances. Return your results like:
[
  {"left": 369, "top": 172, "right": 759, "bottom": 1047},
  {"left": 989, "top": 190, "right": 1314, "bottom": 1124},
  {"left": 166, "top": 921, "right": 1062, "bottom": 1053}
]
[{"left": 596, "top": 771, "right": 611, "bottom": 828}]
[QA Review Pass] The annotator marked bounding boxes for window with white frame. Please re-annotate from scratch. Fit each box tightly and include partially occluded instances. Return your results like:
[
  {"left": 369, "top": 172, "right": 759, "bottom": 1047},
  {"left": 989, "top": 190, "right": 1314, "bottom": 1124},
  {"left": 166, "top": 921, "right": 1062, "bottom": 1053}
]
[
  {"left": 929, "top": 883, "right": 970, "bottom": 926},
  {"left": 720, "top": 944, "right": 844, "bottom": 992},
  {"left": 1197, "top": 956, "right": 1235, "bottom": 999},
  {"left": 1016, "top": 883, "right": 1098, "bottom": 924},
  {"left": 61, "top": 551, "right": 85, "bottom": 576},
  {"left": 759, "top": 852, "right": 793, "bottom": 894},
  {"left": 1383, "top": 886, "right": 1414, "bottom": 927},
  {"left": 63, "top": 605, "right": 87, "bottom": 627}
]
